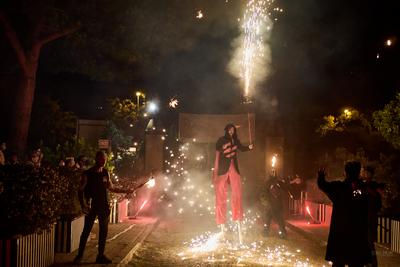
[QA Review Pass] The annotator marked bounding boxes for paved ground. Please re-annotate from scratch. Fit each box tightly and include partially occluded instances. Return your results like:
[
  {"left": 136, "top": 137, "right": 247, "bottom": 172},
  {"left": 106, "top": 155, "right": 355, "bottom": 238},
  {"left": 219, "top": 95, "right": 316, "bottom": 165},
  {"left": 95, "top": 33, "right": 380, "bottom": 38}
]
[
  {"left": 52, "top": 217, "right": 159, "bottom": 267},
  {"left": 52, "top": 214, "right": 400, "bottom": 266},
  {"left": 286, "top": 219, "right": 400, "bottom": 267},
  {"left": 128, "top": 214, "right": 328, "bottom": 266}
]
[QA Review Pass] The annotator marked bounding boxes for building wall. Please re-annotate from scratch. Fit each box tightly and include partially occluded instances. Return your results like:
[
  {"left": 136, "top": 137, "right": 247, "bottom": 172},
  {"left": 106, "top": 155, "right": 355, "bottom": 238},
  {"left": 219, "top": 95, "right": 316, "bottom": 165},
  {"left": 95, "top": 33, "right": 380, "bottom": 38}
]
[
  {"left": 76, "top": 119, "right": 107, "bottom": 146},
  {"left": 145, "top": 133, "right": 164, "bottom": 173}
]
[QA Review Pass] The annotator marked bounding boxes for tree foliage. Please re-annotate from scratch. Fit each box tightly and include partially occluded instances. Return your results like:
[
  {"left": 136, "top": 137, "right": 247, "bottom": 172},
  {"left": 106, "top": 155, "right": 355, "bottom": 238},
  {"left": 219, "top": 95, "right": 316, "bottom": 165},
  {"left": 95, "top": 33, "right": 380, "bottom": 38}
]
[
  {"left": 372, "top": 93, "right": 400, "bottom": 149},
  {"left": 317, "top": 108, "right": 370, "bottom": 136},
  {"left": 318, "top": 93, "right": 400, "bottom": 150},
  {"left": 107, "top": 98, "right": 138, "bottom": 129},
  {"left": 30, "top": 96, "right": 77, "bottom": 149}
]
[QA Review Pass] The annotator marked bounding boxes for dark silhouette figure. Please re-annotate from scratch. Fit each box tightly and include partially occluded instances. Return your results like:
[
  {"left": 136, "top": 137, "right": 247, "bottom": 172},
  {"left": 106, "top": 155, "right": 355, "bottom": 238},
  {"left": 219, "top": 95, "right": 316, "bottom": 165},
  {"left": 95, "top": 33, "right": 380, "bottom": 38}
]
[
  {"left": 318, "top": 161, "right": 371, "bottom": 267},
  {"left": 362, "top": 166, "right": 384, "bottom": 267},
  {"left": 74, "top": 151, "right": 133, "bottom": 264},
  {"left": 263, "top": 171, "right": 287, "bottom": 239}
]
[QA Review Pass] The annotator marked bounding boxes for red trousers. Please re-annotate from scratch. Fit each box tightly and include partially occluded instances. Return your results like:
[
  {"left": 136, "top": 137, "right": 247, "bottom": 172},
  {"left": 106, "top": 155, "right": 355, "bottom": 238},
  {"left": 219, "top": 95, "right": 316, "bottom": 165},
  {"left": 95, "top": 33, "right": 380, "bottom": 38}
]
[{"left": 213, "top": 152, "right": 243, "bottom": 225}]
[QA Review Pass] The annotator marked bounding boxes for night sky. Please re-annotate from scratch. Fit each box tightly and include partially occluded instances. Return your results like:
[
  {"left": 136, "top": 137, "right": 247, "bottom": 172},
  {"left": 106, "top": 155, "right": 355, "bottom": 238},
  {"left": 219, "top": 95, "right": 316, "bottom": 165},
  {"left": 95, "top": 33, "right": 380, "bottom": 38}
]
[
  {"left": 1, "top": 0, "right": 399, "bottom": 145},
  {"left": 49, "top": 1, "right": 399, "bottom": 113}
]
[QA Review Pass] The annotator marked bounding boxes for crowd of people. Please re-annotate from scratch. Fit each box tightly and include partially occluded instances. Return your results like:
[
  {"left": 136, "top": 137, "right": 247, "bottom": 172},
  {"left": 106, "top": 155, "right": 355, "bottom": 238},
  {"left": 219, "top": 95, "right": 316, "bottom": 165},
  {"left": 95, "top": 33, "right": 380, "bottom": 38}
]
[{"left": 0, "top": 141, "right": 89, "bottom": 171}]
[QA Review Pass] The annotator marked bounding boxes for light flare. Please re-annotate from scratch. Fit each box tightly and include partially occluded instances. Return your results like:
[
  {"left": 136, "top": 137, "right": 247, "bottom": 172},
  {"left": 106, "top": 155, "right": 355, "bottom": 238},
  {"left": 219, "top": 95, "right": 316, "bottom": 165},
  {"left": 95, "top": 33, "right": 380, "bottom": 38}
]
[
  {"left": 271, "top": 154, "right": 277, "bottom": 168},
  {"left": 146, "top": 178, "right": 156, "bottom": 188}
]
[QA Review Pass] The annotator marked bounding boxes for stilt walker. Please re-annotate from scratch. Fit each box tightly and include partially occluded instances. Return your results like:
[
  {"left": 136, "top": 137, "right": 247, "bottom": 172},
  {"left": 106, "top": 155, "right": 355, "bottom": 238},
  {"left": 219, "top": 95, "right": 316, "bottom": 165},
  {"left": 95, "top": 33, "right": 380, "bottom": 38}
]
[{"left": 213, "top": 123, "right": 253, "bottom": 244}]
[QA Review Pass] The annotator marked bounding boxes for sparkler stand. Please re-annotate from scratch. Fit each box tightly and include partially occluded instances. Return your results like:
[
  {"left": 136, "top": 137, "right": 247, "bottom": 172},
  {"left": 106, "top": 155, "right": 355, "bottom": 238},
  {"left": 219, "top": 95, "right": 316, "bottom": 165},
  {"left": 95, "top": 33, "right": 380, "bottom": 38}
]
[
  {"left": 305, "top": 206, "right": 321, "bottom": 225},
  {"left": 241, "top": 95, "right": 255, "bottom": 145}
]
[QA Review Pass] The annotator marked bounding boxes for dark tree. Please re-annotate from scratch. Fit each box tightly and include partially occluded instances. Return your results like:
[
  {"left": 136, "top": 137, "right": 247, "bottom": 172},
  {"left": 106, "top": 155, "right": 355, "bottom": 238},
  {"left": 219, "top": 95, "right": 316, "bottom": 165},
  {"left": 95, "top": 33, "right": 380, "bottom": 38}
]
[{"left": 0, "top": 1, "right": 77, "bottom": 152}]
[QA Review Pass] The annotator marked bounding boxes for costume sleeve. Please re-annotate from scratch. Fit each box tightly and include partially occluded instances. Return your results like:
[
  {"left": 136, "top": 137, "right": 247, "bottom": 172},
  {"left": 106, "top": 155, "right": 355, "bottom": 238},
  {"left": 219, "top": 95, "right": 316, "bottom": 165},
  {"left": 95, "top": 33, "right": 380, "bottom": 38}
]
[
  {"left": 237, "top": 139, "right": 250, "bottom": 152},
  {"left": 212, "top": 151, "right": 220, "bottom": 182}
]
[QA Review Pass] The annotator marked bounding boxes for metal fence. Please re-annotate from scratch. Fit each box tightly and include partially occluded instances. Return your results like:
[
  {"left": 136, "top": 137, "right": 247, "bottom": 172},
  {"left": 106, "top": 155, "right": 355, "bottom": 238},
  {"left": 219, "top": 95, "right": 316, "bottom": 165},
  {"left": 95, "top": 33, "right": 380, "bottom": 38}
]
[{"left": 391, "top": 219, "right": 400, "bottom": 254}]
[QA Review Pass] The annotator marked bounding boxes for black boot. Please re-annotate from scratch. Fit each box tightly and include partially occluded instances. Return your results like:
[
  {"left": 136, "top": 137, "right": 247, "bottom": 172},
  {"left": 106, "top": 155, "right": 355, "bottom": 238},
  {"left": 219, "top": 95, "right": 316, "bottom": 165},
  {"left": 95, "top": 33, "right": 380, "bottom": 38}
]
[
  {"left": 95, "top": 254, "right": 112, "bottom": 264},
  {"left": 73, "top": 254, "right": 83, "bottom": 264}
]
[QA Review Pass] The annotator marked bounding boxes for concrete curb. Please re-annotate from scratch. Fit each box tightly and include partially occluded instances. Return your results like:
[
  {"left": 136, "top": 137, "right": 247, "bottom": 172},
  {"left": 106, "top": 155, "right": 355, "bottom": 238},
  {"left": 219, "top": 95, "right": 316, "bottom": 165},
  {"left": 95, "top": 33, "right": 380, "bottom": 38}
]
[
  {"left": 285, "top": 221, "right": 327, "bottom": 247},
  {"left": 116, "top": 218, "right": 160, "bottom": 266}
]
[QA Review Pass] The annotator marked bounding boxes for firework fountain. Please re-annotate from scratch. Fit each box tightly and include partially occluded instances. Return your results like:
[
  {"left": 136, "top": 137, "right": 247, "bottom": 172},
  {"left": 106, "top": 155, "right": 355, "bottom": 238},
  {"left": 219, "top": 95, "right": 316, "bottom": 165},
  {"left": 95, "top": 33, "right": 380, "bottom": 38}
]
[{"left": 228, "top": 0, "right": 281, "bottom": 99}]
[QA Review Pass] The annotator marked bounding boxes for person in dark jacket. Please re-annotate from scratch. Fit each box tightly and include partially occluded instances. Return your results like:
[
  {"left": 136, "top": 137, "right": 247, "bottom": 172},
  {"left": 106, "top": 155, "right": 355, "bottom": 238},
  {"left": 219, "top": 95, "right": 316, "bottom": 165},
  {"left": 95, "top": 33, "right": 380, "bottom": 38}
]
[
  {"left": 362, "top": 165, "right": 384, "bottom": 267},
  {"left": 264, "top": 170, "right": 288, "bottom": 239},
  {"left": 213, "top": 123, "right": 253, "bottom": 242},
  {"left": 73, "top": 151, "right": 134, "bottom": 264},
  {"left": 318, "top": 161, "right": 372, "bottom": 267}
]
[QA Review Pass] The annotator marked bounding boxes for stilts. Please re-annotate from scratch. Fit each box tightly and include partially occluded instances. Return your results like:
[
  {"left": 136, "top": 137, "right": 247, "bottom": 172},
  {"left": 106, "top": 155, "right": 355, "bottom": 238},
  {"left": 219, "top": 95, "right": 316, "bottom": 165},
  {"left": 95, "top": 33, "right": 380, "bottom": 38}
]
[
  {"left": 220, "top": 224, "right": 226, "bottom": 238},
  {"left": 237, "top": 221, "right": 243, "bottom": 245}
]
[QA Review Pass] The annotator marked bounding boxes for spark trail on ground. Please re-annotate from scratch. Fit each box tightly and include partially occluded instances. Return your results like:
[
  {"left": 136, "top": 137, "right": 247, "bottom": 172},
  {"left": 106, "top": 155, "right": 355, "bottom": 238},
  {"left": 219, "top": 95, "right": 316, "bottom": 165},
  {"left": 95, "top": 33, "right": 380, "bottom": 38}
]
[{"left": 178, "top": 231, "right": 313, "bottom": 266}]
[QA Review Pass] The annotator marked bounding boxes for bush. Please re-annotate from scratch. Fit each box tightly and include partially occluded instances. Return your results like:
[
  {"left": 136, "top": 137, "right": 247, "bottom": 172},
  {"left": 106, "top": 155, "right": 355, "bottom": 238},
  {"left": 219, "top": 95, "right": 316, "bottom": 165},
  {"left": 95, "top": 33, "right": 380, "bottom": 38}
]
[
  {"left": 58, "top": 167, "right": 83, "bottom": 220},
  {"left": 0, "top": 165, "right": 75, "bottom": 238}
]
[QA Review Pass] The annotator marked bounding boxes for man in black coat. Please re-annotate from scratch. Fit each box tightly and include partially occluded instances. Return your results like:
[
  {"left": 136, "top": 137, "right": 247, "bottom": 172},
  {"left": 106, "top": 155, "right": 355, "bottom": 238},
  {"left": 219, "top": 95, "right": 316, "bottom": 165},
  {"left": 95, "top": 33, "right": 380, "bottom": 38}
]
[{"left": 318, "top": 161, "right": 372, "bottom": 267}]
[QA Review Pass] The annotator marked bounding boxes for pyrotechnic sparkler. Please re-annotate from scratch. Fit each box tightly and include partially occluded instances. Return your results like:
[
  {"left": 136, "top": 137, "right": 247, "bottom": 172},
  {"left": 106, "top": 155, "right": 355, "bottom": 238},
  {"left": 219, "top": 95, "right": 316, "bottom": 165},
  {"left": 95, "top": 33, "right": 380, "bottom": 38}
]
[
  {"left": 305, "top": 206, "right": 320, "bottom": 224},
  {"left": 133, "top": 199, "right": 149, "bottom": 218},
  {"left": 146, "top": 178, "right": 156, "bottom": 188},
  {"left": 238, "top": 0, "right": 283, "bottom": 97},
  {"left": 241, "top": 0, "right": 271, "bottom": 97}
]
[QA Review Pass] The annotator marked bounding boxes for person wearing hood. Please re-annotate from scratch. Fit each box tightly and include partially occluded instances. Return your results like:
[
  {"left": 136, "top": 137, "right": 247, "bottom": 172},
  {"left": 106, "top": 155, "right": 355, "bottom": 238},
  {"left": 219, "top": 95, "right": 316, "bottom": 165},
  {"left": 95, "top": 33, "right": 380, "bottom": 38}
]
[
  {"left": 318, "top": 161, "right": 371, "bottom": 267},
  {"left": 263, "top": 170, "right": 288, "bottom": 239},
  {"left": 213, "top": 123, "right": 253, "bottom": 243}
]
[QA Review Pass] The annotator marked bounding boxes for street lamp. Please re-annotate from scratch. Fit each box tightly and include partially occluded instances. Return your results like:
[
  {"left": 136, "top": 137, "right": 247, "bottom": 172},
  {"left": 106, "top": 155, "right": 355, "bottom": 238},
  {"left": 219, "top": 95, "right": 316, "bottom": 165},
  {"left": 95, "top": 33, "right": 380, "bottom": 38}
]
[
  {"left": 343, "top": 108, "right": 352, "bottom": 118},
  {"left": 147, "top": 101, "right": 159, "bottom": 114},
  {"left": 135, "top": 91, "right": 145, "bottom": 113}
]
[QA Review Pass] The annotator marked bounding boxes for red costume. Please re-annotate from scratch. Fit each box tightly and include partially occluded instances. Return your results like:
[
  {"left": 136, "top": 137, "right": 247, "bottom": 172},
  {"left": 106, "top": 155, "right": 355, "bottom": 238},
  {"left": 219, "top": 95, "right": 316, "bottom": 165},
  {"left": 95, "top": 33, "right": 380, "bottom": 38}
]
[{"left": 213, "top": 124, "right": 252, "bottom": 225}]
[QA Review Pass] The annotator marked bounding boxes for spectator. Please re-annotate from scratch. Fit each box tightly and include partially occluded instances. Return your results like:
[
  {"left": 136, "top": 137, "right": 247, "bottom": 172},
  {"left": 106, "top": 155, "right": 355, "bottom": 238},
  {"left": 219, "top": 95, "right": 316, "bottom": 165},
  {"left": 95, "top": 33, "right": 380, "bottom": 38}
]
[
  {"left": 58, "top": 159, "right": 65, "bottom": 167},
  {"left": 76, "top": 155, "right": 88, "bottom": 170},
  {"left": 7, "top": 151, "right": 19, "bottom": 165},
  {"left": 26, "top": 149, "right": 42, "bottom": 168},
  {"left": 318, "top": 161, "right": 371, "bottom": 267},
  {"left": 65, "top": 157, "right": 76, "bottom": 169}
]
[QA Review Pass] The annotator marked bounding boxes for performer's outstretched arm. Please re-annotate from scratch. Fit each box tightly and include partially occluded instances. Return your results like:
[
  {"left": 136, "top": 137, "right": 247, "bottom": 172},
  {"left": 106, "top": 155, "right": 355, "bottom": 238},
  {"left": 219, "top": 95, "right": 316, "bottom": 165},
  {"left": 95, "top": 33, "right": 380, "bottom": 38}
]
[{"left": 237, "top": 139, "right": 253, "bottom": 152}]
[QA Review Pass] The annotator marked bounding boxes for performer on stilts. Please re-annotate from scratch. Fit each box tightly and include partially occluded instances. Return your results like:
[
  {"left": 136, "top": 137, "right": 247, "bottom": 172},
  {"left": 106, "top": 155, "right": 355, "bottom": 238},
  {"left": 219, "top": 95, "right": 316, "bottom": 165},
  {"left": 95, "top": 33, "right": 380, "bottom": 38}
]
[{"left": 213, "top": 123, "right": 253, "bottom": 243}]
